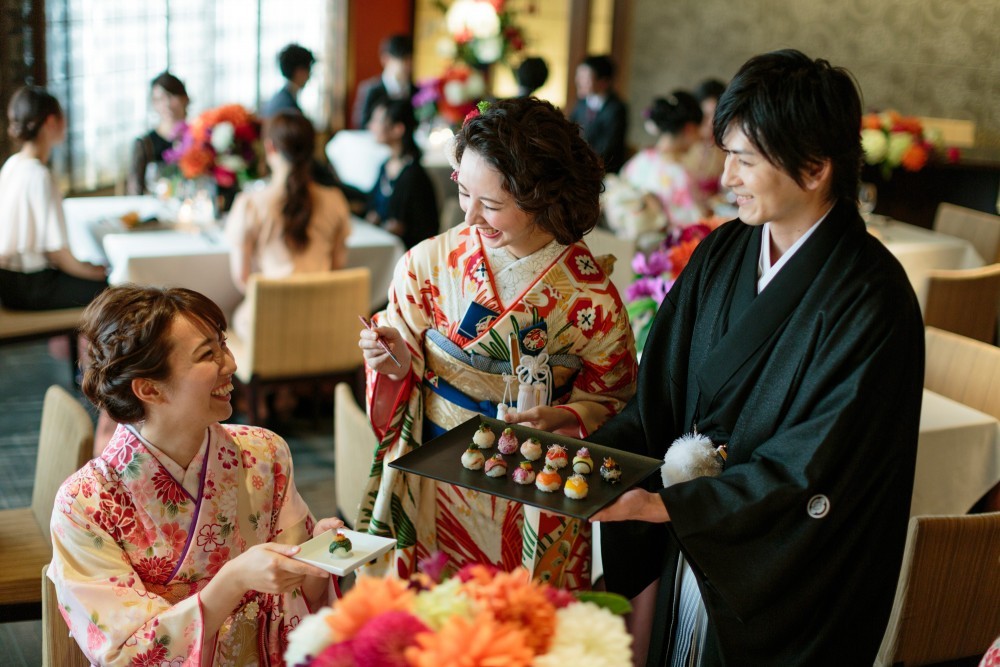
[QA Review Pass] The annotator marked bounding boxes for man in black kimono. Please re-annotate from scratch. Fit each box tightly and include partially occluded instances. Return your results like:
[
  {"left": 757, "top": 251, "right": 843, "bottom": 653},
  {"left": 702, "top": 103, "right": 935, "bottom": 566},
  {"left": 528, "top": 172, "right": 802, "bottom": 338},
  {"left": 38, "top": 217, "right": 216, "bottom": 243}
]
[{"left": 590, "top": 49, "right": 924, "bottom": 666}]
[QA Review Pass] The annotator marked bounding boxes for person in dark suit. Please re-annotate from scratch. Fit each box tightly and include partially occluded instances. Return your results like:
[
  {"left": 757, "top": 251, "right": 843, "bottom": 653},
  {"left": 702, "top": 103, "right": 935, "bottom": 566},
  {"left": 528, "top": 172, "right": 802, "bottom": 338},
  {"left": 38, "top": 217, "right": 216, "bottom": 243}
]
[
  {"left": 352, "top": 34, "right": 413, "bottom": 129},
  {"left": 569, "top": 54, "right": 628, "bottom": 173},
  {"left": 261, "top": 44, "right": 315, "bottom": 120}
]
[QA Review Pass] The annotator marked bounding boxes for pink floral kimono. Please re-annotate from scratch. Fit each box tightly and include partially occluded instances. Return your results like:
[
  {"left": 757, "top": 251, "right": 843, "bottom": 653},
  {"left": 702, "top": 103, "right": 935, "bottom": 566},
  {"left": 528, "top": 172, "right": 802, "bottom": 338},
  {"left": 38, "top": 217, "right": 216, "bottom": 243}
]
[
  {"left": 48, "top": 422, "right": 331, "bottom": 666},
  {"left": 358, "top": 224, "right": 638, "bottom": 590}
]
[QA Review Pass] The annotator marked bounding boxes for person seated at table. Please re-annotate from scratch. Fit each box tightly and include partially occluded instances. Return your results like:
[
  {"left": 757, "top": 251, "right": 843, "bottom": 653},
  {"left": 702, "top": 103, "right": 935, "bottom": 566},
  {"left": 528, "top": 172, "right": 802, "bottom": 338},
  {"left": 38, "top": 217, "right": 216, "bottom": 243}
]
[
  {"left": 48, "top": 284, "right": 344, "bottom": 666},
  {"left": 261, "top": 43, "right": 315, "bottom": 120},
  {"left": 682, "top": 77, "right": 729, "bottom": 204},
  {"left": 356, "top": 97, "right": 638, "bottom": 590},
  {"left": 620, "top": 91, "right": 705, "bottom": 229},
  {"left": 0, "top": 85, "right": 107, "bottom": 310},
  {"left": 127, "top": 71, "right": 189, "bottom": 195},
  {"left": 365, "top": 98, "right": 438, "bottom": 249},
  {"left": 352, "top": 34, "right": 413, "bottom": 129},
  {"left": 225, "top": 109, "right": 351, "bottom": 339}
]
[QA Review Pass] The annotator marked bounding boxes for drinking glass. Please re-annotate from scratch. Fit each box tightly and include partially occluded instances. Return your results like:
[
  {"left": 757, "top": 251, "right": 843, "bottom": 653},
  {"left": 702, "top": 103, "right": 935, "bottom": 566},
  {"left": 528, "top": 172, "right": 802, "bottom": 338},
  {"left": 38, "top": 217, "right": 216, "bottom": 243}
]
[{"left": 858, "top": 182, "right": 877, "bottom": 223}]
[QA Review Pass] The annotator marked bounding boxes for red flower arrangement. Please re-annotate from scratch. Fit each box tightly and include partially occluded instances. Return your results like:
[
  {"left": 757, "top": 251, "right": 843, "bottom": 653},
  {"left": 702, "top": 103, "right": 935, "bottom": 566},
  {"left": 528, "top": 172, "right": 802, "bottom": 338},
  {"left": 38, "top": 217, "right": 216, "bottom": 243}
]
[{"left": 164, "top": 104, "right": 262, "bottom": 188}]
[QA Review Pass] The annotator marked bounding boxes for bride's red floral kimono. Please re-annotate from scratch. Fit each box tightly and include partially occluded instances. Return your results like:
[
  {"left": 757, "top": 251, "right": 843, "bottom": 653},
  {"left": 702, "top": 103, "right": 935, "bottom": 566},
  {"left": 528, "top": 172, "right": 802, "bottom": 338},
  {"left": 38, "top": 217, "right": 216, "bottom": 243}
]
[
  {"left": 358, "top": 224, "right": 638, "bottom": 590},
  {"left": 48, "top": 422, "right": 332, "bottom": 666}
]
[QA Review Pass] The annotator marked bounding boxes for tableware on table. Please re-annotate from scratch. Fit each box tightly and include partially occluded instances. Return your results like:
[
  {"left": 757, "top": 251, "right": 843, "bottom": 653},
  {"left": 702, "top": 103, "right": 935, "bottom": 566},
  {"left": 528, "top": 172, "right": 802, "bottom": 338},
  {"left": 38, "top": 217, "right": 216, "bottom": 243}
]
[
  {"left": 858, "top": 182, "right": 877, "bottom": 223},
  {"left": 389, "top": 415, "right": 664, "bottom": 520},
  {"left": 358, "top": 314, "right": 402, "bottom": 367},
  {"left": 292, "top": 528, "right": 396, "bottom": 576}
]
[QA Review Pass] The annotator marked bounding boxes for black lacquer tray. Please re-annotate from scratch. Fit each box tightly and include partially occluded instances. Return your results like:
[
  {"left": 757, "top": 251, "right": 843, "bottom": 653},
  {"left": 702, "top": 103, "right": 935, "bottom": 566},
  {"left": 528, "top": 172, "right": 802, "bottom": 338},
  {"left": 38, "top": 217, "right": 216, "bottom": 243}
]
[{"left": 389, "top": 415, "right": 663, "bottom": 520}]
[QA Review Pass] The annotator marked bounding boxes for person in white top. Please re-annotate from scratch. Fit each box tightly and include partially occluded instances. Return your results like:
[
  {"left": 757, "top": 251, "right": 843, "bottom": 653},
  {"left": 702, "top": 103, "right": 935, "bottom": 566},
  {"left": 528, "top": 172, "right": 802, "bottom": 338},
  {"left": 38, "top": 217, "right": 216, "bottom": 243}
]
[
  {"left": 225, "top": 109, "right": 351, "bottom": 339},
  {"left": 0, "top": 86, "right": 107, "bottom": 309}
]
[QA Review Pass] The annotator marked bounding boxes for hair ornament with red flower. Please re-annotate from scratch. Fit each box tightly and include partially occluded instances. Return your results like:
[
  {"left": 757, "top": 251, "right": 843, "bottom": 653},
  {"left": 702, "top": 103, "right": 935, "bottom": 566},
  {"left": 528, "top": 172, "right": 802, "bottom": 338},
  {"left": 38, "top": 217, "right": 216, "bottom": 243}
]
[{"left": 450, "top": 100, "right": 493, "bottom": 182}]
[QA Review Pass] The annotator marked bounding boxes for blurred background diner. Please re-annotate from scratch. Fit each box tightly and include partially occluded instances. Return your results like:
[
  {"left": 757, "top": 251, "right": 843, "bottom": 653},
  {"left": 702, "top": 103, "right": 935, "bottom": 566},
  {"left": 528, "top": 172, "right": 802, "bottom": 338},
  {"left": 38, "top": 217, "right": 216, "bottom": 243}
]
[{"left": 2, "top": 1, "right": 1000, "bottom": 665}]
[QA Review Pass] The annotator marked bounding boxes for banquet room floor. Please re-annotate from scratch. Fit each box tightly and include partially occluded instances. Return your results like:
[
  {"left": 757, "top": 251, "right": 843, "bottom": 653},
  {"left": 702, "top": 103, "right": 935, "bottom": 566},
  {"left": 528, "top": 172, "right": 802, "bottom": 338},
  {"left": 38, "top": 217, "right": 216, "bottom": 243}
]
[{"left": 0, "top": 338, "right": 341, "bottom": 665}]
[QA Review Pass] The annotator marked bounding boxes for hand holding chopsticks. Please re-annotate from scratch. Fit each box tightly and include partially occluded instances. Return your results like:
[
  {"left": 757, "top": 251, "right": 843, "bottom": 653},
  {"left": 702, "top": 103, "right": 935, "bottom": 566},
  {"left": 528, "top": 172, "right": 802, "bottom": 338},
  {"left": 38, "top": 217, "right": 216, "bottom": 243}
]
[{"left": 358, "top": 315, "right": 407, "bottom": 375}]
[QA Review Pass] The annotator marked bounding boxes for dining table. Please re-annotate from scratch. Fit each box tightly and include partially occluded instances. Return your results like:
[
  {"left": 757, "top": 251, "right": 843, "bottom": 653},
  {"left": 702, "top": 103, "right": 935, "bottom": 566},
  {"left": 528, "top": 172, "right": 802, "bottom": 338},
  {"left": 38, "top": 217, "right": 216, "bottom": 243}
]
[
  {"left": 870, "top": 217, "right": 985, "bottom": 311},
  {"left": 64, "top": 195, "right": 406, "bottom": 317},
  {"left": 912, "top": 388, "right": 1000, "bottom": 517}
]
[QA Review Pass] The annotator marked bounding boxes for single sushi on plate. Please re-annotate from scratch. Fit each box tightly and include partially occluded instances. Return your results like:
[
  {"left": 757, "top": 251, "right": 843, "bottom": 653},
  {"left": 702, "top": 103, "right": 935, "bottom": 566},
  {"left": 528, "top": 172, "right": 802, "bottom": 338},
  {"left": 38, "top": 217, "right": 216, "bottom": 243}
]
[
  {"left": 328, "top": 532, "right": 353, "bottom": 557},
  {"left": 473, "top": 423, "right": 495, "bottom": 449},
  {"left": 520, "top": 437, "right": 543, "bottom": 461},
  {"left": 572, "top": 447, "right": 594, "bottom": 474},
  {"left": 600, "top": 456, "right": 622, "bottom": 483},
  {"left": 462, "top": 444, "right": 486, "bottom": 470},
  {"left": 512, "top": 461, "right": 536, "bottom": 485},
  {"left": 484, "top": 453, "right": 508, "bottom": 478},
  {"left": 545, "top": 444, "right": 569, "bottom": 469},
  {"left": 535, "top": 464, "right": 562, "bottom": 492},
  {"left": 564, "top": 473, "right": 589, "bottom": 499},
  {"left": 497, "top": 427, "right": 520, "bottom": 455}
]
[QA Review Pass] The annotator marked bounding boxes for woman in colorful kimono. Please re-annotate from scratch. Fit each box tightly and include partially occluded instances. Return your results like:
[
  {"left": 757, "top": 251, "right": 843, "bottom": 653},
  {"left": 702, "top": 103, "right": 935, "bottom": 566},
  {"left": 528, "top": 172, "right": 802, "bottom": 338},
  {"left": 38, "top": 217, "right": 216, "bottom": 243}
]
[
  {"left": 357, "top": 97, "right": 638, "bottom": 590},
  {"left": 48, "top": 285, "right": 343, "bottom": 666}
]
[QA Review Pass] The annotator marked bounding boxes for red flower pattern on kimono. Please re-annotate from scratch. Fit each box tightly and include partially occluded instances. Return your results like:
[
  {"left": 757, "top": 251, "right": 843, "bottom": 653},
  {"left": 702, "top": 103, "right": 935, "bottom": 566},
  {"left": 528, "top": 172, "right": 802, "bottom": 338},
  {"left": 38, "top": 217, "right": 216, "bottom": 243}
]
[
  {"left": 207, "top": 546, "right": 230, "bottom": 576},
  {"left": 129, "top": 641, "right": 168, "bottom": 667},
  {"left": 133, "top": 556, "right": 173, "bottom": 585},
  {"left": 217, "top": 444, "right": 239, "bottom": 469},
  {"left": 197, "top": 524, "right": 224, "bottom": 551},
  {"left": 151, "top": 469, "right": 187, "bottom": 507},
  {"left": 97, "top": 487, "right": 139, "bottom": 546},
  {"left": 242, "top": 450, "right": 257, "bottom": 468}
]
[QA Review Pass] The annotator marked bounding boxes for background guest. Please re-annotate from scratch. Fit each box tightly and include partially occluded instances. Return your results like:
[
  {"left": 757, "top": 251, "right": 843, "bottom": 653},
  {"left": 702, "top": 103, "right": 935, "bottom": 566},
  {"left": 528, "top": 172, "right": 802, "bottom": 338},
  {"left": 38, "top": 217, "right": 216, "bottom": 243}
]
[
  {"left": 261, "top": 43, "right": 315, "bottom": 120},
  {"left": 684, "top": 77, "right": 729, "bottom": 202},
  {"left": 49, "top": 284, "right": 343, "bottom": 665},
  {"left": 127, "top": 72, "right": 189, "bottom": 195},
  {"left": 515, "top": 56, "right": 549, "bottom": 98},
  {"left": 620, "top": 91, "right": 705, "bottom": 228},
  {"left": 225, "top": 110, "right": 351, "bottom": 339},
  {"left": 569, "top": 54, "right": 629, "bottom": 173},
  {"left": 357, "top": 97, "right": 638, "bottom": 590},
  {"left": 352, "top": 34, "right": 413, "bottom": 129},
  {"left": 365, "top": 98, "right": 438, "bottom": 249},
  {"left": 0, "top": 85, "right": 107, "bottom": 310}
]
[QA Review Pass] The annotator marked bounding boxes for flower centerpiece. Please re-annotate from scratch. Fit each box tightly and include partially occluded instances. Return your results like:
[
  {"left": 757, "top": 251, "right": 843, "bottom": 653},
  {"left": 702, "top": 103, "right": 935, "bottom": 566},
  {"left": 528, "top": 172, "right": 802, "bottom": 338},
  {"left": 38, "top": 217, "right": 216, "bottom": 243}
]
[
  {"left": 164, "top": 104, "right": 262, "bottom": 213},
  {"left": 860, "top": 110, "right": 955, "bottom": 179},
  {"left": 284, "top": 560, "right": 633, "bottom": 667},
  {"left": 626, "top": 220, "right": 722, "bottom": 352},
  {"left": 437, "top": 0, "right": 527, "bottom": 69},
  {"left": 414, "top": 64, "right": 488, "bottom": 126}
]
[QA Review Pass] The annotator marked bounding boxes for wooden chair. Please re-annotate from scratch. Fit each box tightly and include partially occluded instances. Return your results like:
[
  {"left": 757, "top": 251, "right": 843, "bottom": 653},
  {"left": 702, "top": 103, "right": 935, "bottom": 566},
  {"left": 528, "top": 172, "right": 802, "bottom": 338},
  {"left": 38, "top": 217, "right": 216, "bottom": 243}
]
[
  {"left": 875, "top": 512, "right": 1000, "bottom": 666},
  {"left": 0, "top": 385, "right": 93, "bottom": 621},
  {"left": 924, "top": 327, "right": 1000, "bottom": 420},
  {"left": 227, "top": 268, "right": 371, "bottom": 425},
  {"left": 933, "top": 202, "right": 1000, "bottom": 264},
  {"left": 0, "top": 305, "right": 86, "bottom": 385},
  {"left": 40, "top": 565, "right": 88, "bottom": 667},
  {"left": 334, "top": 382, "right": 378, "bottom": 528},
  {"left": 923, "top": 264, "right": 1000, "bottom": 344}
]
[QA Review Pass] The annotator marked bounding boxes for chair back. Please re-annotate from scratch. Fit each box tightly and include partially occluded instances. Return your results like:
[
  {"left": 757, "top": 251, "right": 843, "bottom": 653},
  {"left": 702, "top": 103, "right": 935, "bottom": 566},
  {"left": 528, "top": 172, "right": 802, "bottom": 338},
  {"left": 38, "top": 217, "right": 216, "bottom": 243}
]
[
  {"left": 236, "top": 268, "right": 370, "bottom": 382},
  {"left": 876, "top": 512, "right": 1000, "bottom": 666},
  {"left": 923, "top": 264, "right": 1000, "bottom": 344},
  {"left": 924, "top": 327, "right": 1000, "bottom": 420},
  {"left": 31, "top": 386, "right": 94, "bottom": 537},
  {"left": 41, "top": 564, "right": 89, "bottom": 667},
  {"left": 933, "top": 202, "right": 1000, "bottom": 264},
  {"left": 334, "top": 382, "right": 377, "bottom": 528}
]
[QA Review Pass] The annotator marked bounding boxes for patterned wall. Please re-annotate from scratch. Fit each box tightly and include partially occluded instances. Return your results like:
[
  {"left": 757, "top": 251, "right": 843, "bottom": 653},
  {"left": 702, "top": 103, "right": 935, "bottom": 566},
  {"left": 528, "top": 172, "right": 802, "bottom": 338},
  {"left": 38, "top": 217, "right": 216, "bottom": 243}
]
[{"left": 627, "top": 0, "right": 1000, "bottom": 151}]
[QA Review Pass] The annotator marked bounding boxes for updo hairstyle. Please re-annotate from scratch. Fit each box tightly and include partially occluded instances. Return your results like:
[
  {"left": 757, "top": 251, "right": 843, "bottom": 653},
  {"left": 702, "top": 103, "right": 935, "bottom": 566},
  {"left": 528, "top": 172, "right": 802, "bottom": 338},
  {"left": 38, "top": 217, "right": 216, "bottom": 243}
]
[
  {"left": 645, "top": 91, "right": 703, "bottom": 136},
  {"left": 6, "top": 86, "right": 63, "bottom": 143},
  {"left": 454, "top": 96, "right": 605, "bottom": 245},
  {"left": 80, "top": 285, "right": 227, "bottom": 424}
]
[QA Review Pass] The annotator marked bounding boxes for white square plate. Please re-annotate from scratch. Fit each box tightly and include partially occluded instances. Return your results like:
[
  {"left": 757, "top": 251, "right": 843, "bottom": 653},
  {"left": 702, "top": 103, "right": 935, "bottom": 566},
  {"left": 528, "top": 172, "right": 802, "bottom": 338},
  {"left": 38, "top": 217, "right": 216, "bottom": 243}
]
[{"left": 292, "top": 528, "right": 396, "bottom": 576}]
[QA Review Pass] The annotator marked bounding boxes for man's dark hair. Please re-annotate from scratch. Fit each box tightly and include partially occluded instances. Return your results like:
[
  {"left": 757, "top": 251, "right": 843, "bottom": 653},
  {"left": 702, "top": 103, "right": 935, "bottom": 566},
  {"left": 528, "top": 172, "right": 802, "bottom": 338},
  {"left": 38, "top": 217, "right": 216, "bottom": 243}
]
[
  {"left": 580, "top": 55, "right": 615, "bottom": 81},
  {"left": 694, "top": 78, "right": 726, "bottom": 104},
  {"left": 713, "top": 49, "right": 862, "bottom": 206},
  {"left": 381, "top": 34, "right": 413, "bottom": 59},
  {"left": 278, "top": 43, "right": 316, "bottom": 80}
]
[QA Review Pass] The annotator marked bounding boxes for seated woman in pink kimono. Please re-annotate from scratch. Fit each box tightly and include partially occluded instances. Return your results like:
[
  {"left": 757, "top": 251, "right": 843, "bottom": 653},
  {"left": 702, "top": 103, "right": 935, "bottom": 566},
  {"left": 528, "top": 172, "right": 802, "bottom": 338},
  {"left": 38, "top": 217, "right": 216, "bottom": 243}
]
[{"left": 48, "top": 284, "right": 343, "bottom": 666}]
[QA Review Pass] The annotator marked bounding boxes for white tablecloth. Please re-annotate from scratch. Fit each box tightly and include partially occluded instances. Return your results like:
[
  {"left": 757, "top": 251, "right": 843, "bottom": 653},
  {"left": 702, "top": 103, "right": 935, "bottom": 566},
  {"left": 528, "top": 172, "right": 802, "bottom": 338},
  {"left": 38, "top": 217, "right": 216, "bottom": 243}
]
[
  {"left": 913, "top": 388, "right": 1000, "bottom": 516},
  {"left": 876, "top": 220, "right": 985, "bottom": 311},
  {"left": 64, "top": 196, "right": 404, "bottom": 317}
]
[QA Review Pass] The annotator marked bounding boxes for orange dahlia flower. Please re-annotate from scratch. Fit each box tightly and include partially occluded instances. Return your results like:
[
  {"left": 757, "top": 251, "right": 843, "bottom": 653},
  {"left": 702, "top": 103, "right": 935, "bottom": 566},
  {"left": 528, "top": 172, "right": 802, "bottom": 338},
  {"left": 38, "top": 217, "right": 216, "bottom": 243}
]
[
  {"left": 178, "top": 146, "right": 213, "bottom": 178},
  {"left": 324, "top": 575, "right": 414, "bottom": 641},
  {"left": 900, "top": 144, "right": 929, "bottom": 171},
  {"left": 461, "top": 567, "right": 557, "bottom": 655},
  {"left": 406, "top": 611, "right": 535, "bottom": 667},
  {"left": 668, "top": 238, "right": 700, "bottom": 278}
]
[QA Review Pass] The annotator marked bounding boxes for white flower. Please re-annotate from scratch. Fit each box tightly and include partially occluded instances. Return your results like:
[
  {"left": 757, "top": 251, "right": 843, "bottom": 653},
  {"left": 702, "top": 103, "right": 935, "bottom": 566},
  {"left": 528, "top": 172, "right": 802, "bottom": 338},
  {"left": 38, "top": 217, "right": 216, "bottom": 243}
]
[
  {"left": 210, "top": 121, "right": 235, "bottom": 152},
  {"left": 443, "top": 134, "right": 460, "bottom": 171},
  {"left": 533, "top": 601, "right": 632, "bottom": 667},
  {"left": 886, "top": 131, "right": 914, "bottom": 166},
  {"left": 472, "top": 35, "right": 504, "bottom": 64},
  {"left": 413, "top": 578, "right": 475, "bottom": 630},
  {"left": 446, "top": 0, "right": 501, "bottom": 39},
  {"left": 284, "top": 607, "right": 335, "bottom": 667},
  {"left": 444, "top": 79, "right": 469, "bottom": 106},
  {"left": 465, "top": 71, "right": 487, "bottom": 98},
  {"left": 436, "top": 36, "right": 458, "bottom": 59},
  {"left": 217, "top": 154, "right": 247, "bottom": 172},
  {"left": 860, "top": 129, "right": 887, "bottom": 165}
]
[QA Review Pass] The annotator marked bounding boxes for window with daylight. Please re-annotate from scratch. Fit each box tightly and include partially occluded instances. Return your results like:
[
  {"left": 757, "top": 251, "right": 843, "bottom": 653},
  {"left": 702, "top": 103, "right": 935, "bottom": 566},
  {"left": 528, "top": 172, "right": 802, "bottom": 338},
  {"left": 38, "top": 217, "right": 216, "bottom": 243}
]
[{"left": 44, "top": 0, "right": 340, "bottom": 192}]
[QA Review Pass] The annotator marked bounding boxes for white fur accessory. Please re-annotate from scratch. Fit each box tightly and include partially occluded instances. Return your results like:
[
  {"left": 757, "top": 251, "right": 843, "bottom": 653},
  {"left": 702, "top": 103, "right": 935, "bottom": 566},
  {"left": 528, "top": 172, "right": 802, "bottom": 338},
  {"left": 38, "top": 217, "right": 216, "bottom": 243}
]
[{"left": 661, "top": 432, "right": 724, "bottom": 487}]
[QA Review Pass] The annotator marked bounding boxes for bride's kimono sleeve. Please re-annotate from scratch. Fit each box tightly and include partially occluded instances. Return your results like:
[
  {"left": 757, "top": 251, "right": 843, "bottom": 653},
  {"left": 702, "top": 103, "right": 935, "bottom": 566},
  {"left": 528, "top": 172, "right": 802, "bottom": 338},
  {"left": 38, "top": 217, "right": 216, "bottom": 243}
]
[{"left": 48, "top": 464, "right": 209, "bottom": 666}]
